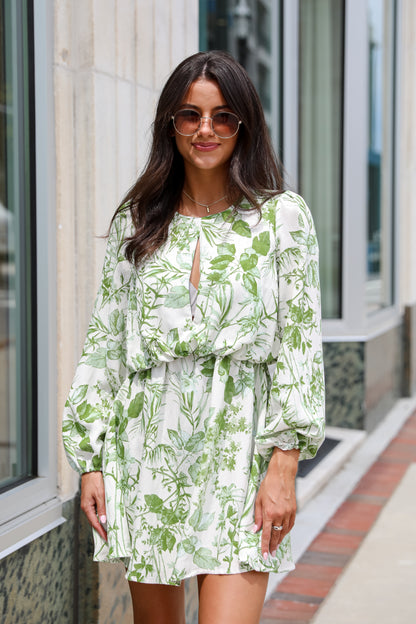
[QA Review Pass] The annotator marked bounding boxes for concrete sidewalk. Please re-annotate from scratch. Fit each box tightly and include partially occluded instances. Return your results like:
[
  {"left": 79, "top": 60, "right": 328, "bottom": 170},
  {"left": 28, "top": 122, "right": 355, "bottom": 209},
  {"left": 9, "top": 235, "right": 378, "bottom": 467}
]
[
  {"left": 260, "top": 400, "right": 416, "bottom": 624},
  {"left": 313, "top": 463, "right": 416, "bottom": 624}
]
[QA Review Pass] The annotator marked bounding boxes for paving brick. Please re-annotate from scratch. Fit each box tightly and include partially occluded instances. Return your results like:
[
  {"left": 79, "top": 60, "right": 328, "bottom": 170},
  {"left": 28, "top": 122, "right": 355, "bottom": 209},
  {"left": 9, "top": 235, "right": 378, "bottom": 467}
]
[
  {"left": 352, "top": 461, "right": 408, "bottom": 497},
  {"left": 260, "top": 619, "right": 312, "bottom": 624},
  {"left": 288, "top": 563, "right": 343, "bottom": 582},
  {"left": 277, "top": 575, "right": 336, "bottom": 599},
  {"left": 326, "top": 500, "right": 382, "bottom": 532},
  {"left": 393, "top": 416, "right": 416, "bottom": 440},
  {"left": 348, "top": 493, "right": 387, "bottom": 505},
  {"left": 381, "top": 440, "right": 416, "bottom": 462},
  {"left": 262, "top": 411, "right": 416, "bottom": 624},
  {"left": 260, "top": 619, "right": 311, "bottom": 624},
  {"left": 394, "top": 432, "right": 416, "bottom": 444},
  {"left": 298, "top": 550, "right": 351, "bottom": 568},
  {"left": 378, "top": 455, "right": 414, "bottom": 465},
  {"left": 308, "top": 530, "right": 363, "bottom": 555},
  {"left": 261, "top": 599, "right": 319, "bottom": 620},
  {"left": 271, "top": 591, "right": 323, "bottom": 605},
  {"left": 324, "top": 525, "right": 366, "bottom": 536}
]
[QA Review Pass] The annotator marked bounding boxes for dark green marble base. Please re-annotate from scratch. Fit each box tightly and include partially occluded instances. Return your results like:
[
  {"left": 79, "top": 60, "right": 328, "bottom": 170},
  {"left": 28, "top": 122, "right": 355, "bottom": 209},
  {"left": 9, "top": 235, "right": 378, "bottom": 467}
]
[
  {"left": 0, "top": 497, "right": 104, "bottom": 624},
  {"left": 324, "top": 341, "right": 365, "bottom": 429},
  {"left": 0, "top": 500, "right": 77, "bottom": 624},
  {"left": 0, "top": 493, "right": 200, "bottom": 624},
  {"left": 323, "top": 322, "right": 403, "bottom": 432},
  {"left": 403, "top": 303, "right": 416, "bottom": 397}
]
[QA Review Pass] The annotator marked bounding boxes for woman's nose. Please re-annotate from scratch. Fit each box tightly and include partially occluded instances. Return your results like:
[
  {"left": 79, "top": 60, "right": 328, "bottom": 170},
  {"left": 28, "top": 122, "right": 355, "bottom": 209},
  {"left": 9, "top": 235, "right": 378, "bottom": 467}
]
[{"left": 198, "top": 116, "right": 214, "bottom": 136}]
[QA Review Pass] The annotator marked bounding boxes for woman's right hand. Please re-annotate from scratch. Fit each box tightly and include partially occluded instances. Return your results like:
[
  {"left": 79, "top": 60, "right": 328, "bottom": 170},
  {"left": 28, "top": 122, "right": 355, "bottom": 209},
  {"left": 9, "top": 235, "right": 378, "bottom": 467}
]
[{"left": 80, "top": 471, "right": 107, "bottom": 541}]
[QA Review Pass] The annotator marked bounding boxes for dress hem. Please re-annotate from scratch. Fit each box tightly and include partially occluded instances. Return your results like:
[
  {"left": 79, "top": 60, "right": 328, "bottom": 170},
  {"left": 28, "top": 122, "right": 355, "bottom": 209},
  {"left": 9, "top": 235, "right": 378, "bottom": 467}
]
[{"left": 91, "top": 551, "right": 296, "bottom": 586}]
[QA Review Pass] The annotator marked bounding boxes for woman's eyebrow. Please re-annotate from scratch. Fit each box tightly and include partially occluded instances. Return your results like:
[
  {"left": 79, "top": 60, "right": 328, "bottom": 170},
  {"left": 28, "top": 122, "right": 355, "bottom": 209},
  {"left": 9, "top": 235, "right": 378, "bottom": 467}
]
[{"left": 178, "top": 103, "right": 231, "bottom": 111}]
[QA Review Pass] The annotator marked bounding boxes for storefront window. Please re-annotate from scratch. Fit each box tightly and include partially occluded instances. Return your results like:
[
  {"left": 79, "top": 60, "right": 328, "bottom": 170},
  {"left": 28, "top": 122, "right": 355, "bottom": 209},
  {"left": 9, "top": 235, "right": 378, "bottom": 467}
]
[
  {"left": 199, "top": 0, "right": 283, "bottom": 154},
  {"left": 298, "top": 0, "right": 344, "bottom": 319},
  {"left": 0, "top": 0, "right": 36, "bottom": 490},
  {"left": 366, "top": 0, "right": 396, "bottom": 312}
]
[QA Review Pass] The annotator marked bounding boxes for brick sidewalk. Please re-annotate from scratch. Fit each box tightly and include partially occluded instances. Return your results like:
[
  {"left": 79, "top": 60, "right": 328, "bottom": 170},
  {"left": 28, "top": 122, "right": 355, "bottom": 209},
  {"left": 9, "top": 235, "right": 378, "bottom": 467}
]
[{"left": 260, "top": 411, "right": 416, "bottom": 624}]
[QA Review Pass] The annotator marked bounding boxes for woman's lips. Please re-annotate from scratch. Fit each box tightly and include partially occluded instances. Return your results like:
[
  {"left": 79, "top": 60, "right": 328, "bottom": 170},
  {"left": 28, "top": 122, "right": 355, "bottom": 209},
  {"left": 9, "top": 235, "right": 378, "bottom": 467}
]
[{"left": 192, "top": 142, "right": 219, "bottom": 151}]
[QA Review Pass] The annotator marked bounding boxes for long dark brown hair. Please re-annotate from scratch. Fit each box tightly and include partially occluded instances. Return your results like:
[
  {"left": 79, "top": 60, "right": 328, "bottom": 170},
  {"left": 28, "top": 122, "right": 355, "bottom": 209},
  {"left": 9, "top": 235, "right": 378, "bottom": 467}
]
[{"left": 115, "top": 51, "right": 284, "bottom": 265}]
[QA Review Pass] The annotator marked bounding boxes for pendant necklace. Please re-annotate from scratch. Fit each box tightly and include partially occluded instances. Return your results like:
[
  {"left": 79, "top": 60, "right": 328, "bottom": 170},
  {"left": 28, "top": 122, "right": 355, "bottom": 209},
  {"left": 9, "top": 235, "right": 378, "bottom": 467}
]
[{"left": 182, "top": 189, "right": 227, "bottom": 214}]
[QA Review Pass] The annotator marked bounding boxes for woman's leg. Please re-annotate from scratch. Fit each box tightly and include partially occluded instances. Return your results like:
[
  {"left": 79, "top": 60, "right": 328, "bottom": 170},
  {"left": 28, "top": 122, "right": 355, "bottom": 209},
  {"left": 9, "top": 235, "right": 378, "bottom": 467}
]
[
  {"left": 197, "top": 571, "right": 269, "bottom": 624},
  {"left": 128, "top": 580, "right": 186, "bottom": 624}
]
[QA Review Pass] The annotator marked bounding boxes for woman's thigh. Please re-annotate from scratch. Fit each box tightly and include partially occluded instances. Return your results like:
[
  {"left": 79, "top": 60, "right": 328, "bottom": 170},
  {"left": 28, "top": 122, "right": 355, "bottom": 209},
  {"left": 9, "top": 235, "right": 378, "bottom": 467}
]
[
  {"left": 197, "top": 571, "right": 269, "bottom": 624},
  {"left": 128, "top": 580, "right": 186, "bottom": 624}
]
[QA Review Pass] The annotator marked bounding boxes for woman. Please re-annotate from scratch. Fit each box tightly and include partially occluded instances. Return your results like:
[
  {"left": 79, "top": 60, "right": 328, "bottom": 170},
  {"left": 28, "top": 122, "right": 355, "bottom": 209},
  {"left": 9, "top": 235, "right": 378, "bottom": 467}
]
[{"left": 63, "top": 51, "right": 325, "bottom": 624}]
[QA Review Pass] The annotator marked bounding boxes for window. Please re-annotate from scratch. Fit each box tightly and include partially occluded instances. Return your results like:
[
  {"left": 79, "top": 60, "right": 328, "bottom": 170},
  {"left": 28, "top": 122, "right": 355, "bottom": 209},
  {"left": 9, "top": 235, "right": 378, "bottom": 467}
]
[
  {"left": 1, "top": 0, "right": 63, "bottom": 556},
  {"left": 0, "top": 0, "right": 36, "bottom": 491},
  {"left": 366, "top": 0, "right": 396, "bottom": 312},
  {"left": 298, "top": 0, "right": 345, "bottom": 320},
  {"left": 200, "top": 0, "right": 399, "bottom": 334},
  {"left": 199, "top": 0, "right": 283, "bottom": 154}
]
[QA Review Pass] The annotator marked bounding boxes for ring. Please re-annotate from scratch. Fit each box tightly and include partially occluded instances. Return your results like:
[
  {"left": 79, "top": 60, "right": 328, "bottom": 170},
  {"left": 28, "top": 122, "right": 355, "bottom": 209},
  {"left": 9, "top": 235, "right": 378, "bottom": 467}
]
[{"left": 272, "top": 525, "right": 283, "bottom": 531}]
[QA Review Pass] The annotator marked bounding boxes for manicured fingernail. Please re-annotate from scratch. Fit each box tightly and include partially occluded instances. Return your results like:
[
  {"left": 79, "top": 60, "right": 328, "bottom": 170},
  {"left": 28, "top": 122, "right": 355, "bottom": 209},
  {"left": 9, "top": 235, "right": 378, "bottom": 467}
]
[
  {"left": 100, "top": 515, "right": 107, "bottom": 524},
  {"left": 271, "top": 550, "right": 276, "bottom": 557},
  {"left": 263, "top": 551, "right": 268, "bottom": 561},
  {"left": 252, "top": 524, "right": 258, "bottom": 532}
]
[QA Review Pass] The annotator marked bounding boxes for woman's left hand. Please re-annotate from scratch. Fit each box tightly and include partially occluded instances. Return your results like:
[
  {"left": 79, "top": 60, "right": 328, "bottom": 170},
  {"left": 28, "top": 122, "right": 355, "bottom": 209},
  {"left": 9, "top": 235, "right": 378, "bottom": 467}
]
[{"left": 254, "top": 447, "right": 300, "bottom": 560}]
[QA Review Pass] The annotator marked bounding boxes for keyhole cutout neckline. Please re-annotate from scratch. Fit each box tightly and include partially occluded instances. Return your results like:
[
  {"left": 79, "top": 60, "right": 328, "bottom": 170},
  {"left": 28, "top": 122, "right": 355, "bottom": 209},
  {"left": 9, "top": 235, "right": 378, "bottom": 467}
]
[
  {"left": 189, "top": 239, "right": 200, "bottom": 321},
  {"left": 190, "top": 238, "right": 200, "bottom": 291}
]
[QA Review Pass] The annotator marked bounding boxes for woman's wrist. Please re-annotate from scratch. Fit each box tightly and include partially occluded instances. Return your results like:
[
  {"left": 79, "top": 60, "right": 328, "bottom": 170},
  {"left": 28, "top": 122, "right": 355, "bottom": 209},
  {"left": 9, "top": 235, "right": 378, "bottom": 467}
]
[{"left": 269, "top": 447, "right": 300, "bottom": 476}]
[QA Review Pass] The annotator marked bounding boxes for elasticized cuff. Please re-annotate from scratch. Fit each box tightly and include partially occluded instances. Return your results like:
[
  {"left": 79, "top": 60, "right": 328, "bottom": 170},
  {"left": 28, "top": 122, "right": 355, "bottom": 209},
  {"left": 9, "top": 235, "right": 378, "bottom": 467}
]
[{"left": 255, "top": 429, "right": 300, "bottom": 459}]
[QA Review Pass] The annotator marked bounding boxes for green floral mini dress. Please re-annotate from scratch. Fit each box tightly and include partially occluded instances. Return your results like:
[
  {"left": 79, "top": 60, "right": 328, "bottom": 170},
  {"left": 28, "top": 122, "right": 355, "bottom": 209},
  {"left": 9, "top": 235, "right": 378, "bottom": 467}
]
[{"left": 62, "top": 191, "right": 325, "bottom": 585}]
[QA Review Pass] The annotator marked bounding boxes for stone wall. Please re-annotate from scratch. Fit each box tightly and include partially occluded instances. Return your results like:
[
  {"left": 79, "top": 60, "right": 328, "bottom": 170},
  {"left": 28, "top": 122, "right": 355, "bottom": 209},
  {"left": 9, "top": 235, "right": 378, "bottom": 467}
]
[
  {"left": 323, "top": 322, "right": 403, "bottom": 433},
  {"left": 399, "top": 0, "right": 416, "bottom": 308},
  {"left": 52, "top": 1, "right": 199, "bottom": 622},
  {"left": 55, "top": 0, "right": 198, "bottom": 501}
]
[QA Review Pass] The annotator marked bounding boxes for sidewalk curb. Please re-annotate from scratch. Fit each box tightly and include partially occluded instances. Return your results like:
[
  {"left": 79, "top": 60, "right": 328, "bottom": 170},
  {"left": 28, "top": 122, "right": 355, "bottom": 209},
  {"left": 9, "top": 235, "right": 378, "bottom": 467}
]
[{"left": 262, "top": 396, "right": 416, "bottom": 621}]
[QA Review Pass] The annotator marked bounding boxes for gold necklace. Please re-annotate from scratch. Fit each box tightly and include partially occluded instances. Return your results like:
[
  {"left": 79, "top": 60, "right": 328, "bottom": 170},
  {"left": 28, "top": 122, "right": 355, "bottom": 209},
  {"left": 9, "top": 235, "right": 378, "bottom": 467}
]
[{"left": 182, "top": 189, "right": 227, "bottom": 214}]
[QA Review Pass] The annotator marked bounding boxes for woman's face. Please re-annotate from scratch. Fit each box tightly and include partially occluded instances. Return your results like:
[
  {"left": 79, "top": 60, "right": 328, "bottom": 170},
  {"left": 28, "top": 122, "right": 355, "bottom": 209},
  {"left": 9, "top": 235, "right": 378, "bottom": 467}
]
[{"left": 173, "top": 79, "right": 239, "bottom": 176}]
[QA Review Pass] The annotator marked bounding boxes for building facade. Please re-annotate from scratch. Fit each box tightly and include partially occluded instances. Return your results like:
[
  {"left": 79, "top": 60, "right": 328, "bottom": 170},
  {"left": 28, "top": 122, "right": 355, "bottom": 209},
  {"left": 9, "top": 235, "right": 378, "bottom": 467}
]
[{"left": 0, "top": 1, "right": 415, "bottom": 622}]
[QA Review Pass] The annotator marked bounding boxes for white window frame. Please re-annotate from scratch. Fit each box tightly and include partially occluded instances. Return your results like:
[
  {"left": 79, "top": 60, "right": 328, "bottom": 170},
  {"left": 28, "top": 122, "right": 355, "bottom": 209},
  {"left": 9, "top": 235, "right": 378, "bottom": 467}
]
[
  {"left": 283, "top": 0, "right": 401, "bottom": 342},
  {"left": 282, "top": 0, "right": 299, "bottom": 188},
  {"left": 0, "top": 0, "right": 64, "bottom": 559},
  {"left": 267, "top": 0, "right": 283, "bottom": 152}
]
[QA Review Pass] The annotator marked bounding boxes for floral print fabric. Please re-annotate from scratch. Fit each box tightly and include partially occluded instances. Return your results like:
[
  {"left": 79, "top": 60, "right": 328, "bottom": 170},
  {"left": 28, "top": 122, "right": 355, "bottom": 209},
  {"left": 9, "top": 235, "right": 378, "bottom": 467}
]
[{"left": 62, "top": 191, "right": 325, "bottom": 585}]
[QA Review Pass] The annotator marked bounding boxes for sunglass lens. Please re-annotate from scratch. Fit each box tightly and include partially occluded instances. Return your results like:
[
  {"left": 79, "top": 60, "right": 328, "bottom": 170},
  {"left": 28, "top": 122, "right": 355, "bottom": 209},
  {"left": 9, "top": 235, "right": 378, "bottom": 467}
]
[
  {"left": 174, "top": 110, "right": 200, "bottom": 135},
  {"left": 212, "top": 112, "right": 239, "bottom": 137}
]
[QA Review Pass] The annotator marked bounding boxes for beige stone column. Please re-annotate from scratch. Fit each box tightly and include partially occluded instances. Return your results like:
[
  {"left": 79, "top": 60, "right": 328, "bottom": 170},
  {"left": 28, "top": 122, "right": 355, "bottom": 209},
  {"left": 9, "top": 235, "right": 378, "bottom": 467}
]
[
  {"left": 398, "top": 0, "right": 416, "bottom": 306},
  {"left": 54, "top": 1, "right": 198, "bottom": 621}
]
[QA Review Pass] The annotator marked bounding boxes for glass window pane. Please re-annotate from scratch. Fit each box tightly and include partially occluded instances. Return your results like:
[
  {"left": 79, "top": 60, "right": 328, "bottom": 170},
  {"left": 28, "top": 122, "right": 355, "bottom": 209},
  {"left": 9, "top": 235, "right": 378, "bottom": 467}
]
[
  {"left": 199, "top": 0, "right": 283, "bottom": 154},
  {"left": 0, "top": 0, "right": 35, "bottom": 490},
  {"left": 298, "top": 0, "right": 344, "bottom": 319},
  {"left": 366, "top": 0, "right": 395, "bottom": 312}
]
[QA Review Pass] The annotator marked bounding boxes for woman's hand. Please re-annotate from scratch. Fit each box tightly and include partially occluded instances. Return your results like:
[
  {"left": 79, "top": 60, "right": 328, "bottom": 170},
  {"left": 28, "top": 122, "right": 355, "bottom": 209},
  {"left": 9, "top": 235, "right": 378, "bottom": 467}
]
[
  {"left": 254, "top": 447, "right": 299, "bottom": 559},
  {"left": 80, "top": 471, "right": 107, "bottom": 541}
]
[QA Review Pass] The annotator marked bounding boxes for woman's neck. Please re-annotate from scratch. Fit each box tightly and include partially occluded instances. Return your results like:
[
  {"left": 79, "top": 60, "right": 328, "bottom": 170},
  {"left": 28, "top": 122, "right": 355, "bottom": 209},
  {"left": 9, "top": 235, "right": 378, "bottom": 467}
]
[
  {"left": 179, "top": 166, "right": 237, "bottom": 216},
  {"left": 182, "top": 169, "right": 229, "bottom": 206}
]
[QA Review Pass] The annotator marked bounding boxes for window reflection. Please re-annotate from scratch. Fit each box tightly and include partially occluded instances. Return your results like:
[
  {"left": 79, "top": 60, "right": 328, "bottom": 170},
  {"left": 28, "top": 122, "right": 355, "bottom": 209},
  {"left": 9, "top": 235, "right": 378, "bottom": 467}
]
[
  {"left": 199, "top": 0, "right": 282, "bottom": 153},
  {"left": 366, "top": 0, "right": 396, "bottom": 312},
  {"left": 0, "top": 0, "right": 35, "bottom": 490},
  {"left": 299, "top": 0, "right": 344, "bottom": 319}
]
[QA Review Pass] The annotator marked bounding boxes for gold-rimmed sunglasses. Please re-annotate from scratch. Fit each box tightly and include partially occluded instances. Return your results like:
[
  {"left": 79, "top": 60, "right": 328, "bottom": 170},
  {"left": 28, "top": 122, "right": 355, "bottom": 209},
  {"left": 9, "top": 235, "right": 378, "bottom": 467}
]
[{"left": 172, "top": 109, "right": 242, "bottom": 139}]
